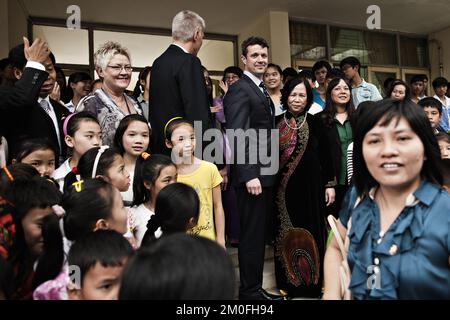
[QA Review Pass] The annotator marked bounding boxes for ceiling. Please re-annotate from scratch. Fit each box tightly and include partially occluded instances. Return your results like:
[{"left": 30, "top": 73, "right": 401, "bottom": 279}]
[{"left": 19, "top": 0, "right": 450, "bottom": 35}]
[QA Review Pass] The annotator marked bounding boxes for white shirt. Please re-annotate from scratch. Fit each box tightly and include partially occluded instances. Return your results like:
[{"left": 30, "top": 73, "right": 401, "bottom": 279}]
[
  {"left": 120, "top": 170, "right": 134, "bottom": 205},
  {"left": 64, "top": 100, "right": 75, "bottom": 113},
  {"left": 38, "top": 96, "right": 62, "bottom": 151},
  {"left": 128, "top": 204, "right": 162, "bottom": 247},
  {"left": 433, "top": 94, "right": 450, "bottom": 108},
  {"left": 308, "top": 102, "right": 324, "bottom": 115},
  {"left": 25, "top": 61, "right": 45, "bottom": 71},
  {"left": 53, "top": 158, "right": 71, "bottom": 192},
  {"left": 0, "top": 137, "right": 8, "bottom": 168},
  {"left": 244, "top": 71, "right": 264, "bottom": 93}
]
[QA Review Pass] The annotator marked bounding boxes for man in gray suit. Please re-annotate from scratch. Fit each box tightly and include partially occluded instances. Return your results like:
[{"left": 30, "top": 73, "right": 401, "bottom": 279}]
[{"left": 224, "top": 36, "right": 282, "bottom": 300}]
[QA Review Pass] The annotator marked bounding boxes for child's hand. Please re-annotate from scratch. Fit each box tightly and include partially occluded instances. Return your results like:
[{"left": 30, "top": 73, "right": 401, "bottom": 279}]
[
  {"left": 50, "top": 82, "right": 61, "bottom": 102},
  {"left": 219, "top": 80, "right": 228, "bottom": 94}
]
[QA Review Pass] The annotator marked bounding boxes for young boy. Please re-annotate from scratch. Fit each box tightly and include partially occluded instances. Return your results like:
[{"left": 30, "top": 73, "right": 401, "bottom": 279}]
[
  {"left": 340, "top": 56, "right": 382, "bottom": 108},
  {"left": 67, "top": 230, "right": 134, "bottom": 300},
  {"left": 418, "top": 97, "right": 443, "bottom": 134},
  {"left": 410, "top": 74, "right": 427, "bottom": 104},
  {"left": 436, "top": 132, "right": 450, "bottom": 160},
  {"left": 442, "top": 158, "right": 450, "bottom": 192},
  {"left": 432, "top": 77, "right": 450, "bottom": 132}
]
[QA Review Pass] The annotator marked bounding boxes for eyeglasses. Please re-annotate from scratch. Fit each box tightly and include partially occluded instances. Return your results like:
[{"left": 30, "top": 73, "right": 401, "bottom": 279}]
[{"left": 107, "top": 65, "right": 133, "bottom": 73}]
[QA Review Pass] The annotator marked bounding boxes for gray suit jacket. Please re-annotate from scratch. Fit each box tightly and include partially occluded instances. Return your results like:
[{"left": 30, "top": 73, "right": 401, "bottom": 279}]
[{"left": 224, "top": 74, "right": 276, "bottom": 187}]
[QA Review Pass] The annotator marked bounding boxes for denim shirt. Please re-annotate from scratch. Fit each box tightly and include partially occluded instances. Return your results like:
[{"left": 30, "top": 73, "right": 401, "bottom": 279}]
[
  {"left": 340, "top": 182, "right": 450, "bottom": 299},
  {"left": 352, "top": 79, "right": 383, "bottom": 108}
]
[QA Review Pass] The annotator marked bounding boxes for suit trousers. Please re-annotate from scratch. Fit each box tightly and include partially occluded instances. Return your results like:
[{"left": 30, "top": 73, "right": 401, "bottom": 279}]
[{"left": 237, "top": 185, "right": 273, "bottom": 299}]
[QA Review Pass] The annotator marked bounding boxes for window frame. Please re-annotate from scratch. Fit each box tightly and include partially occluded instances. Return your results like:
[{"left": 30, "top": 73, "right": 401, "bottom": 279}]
[{"left": 28, "top": 16, "right": 238, "bottom": 79}]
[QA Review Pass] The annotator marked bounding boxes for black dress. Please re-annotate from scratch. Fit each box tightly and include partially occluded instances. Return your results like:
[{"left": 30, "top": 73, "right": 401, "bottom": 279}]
[{"left": 273, "top": 112, "right": 334, "bottom": 298}]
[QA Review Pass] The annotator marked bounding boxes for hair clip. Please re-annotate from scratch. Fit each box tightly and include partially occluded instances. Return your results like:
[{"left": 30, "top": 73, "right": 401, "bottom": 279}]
[
  {"left": 91, "top": 146, "right": 109, "bottom": 178},
  {"left": 62, "top": 113, "right": 76, "bottom": 137},
  {"left": 52, "top": 205, "right": 66, "bottom": 218},
  {"left": 72, "top": 180, "right": 84, "bottom": 193},
  {"left": 141, "top": 152, "right": 151, "bottom": 160},
  {"left": 2, "top": 166, "right": 14, "bottom": 182},
  {"left": 164, "top": 116, "right": 183, "bottom": 138}
]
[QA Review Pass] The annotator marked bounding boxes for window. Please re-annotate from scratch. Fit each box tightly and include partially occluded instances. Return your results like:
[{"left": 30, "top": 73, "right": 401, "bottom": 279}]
[
  {"left": 33, "top": 25, "right": 89, "bottom": 65},
  {"left": 330, "top": 27, "right": 397, "bottom": 65},
  {"left": 289, "top": 21, "right": 327, "bottom": 61},
  {"left": 400, "top": 36, "right": 428, "bottom": 68},
  {"left": 31, "top": 19, "right": 237, "bottom": 90}
]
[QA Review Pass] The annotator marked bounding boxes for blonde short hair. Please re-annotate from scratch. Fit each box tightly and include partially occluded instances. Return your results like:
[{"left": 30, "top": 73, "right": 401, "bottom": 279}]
[
  {"left": 94, "top": 41, "right": 131, "bottom": 71},
  {"left": 172, "top": 10, "right": 205, "bottom": 42}
]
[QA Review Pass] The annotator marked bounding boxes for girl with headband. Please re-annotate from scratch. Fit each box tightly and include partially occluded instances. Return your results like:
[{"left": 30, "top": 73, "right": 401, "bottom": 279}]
[{"left": 53, "top": 112, "right": 102, "bottom": 191}]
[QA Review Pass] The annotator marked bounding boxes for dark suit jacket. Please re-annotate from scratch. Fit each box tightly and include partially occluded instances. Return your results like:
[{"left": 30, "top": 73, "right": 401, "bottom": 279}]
[
  {"left": 317, "top": 112, "right": 352, "bottom": 184},
  {"left": 0, "top": 67, "right": 48, "bottom": 137},
  {"left": 224, "top": 74, "right": 276, "bottom": 187},
  {"left": 4, "top": 97, "right": 69, "bottom": 164},
  {"left": 149, "top": 44, "right": 212, "bottom": 155}
]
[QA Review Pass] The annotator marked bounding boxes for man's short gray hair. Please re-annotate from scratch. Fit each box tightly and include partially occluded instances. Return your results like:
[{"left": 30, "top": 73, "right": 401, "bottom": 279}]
[
  {"left": 94, "top": 41, "right": 131, "bottom": 71},
  {"left": 172, "top": 10, "right": 205, "bottom": 42}
]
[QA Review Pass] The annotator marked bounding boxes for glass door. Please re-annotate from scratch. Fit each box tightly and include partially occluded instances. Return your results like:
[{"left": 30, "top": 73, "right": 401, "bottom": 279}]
[
  {"left": 401, "top": 68, "right": 431, "bottom": 97},
  {"left": 368, "top": 66, "right": 400, "bottom": 97}
]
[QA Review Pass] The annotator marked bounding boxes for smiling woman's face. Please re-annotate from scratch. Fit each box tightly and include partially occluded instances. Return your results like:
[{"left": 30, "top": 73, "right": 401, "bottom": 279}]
[{"left": 362, "top": 116, "right": 424, "bottom": 191}]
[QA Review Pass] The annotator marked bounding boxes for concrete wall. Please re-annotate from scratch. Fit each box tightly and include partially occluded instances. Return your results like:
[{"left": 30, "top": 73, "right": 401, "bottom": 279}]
[
  {"left": 237, "top": 11, "right": 291, "bottom": 70},
  {"left": 0, "top": 0, "right": 9, "bottom": 57},
  {"left": 429, "top": 26, "right": 450, "bottom": 81},
  {"left": 268, "top": 11, "right": 291, "bottom": 69},
  {"left": 237, "top": 12, "right": 271, "bottom": 68},
  {"left": 8, "top": 0, "right": 28, "bottom": 50}
]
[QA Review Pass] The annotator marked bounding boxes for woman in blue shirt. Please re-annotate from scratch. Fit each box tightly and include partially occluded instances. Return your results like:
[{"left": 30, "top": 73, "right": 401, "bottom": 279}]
[{"left": 323, "top": 99, "right": 450, "bottom": 300}]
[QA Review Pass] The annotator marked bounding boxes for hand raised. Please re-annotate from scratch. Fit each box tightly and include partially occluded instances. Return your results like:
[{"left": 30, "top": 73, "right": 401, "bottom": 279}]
[{"left": 23, "top": 37, "right": 49, "bottom": 64}]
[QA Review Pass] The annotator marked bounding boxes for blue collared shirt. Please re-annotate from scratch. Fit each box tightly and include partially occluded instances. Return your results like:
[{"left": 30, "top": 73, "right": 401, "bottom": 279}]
[{"left": 340, "top": 181, "right": 450, "bottom": 300}]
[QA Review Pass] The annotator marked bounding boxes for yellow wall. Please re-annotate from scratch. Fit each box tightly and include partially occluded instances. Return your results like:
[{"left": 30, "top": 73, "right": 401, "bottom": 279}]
[
  {"left": 429, "top": 26, "right": 450, "bottom": 81},
  {"left": 268, "top": 11, "right": 291, "bottom": 69},
  {"left": 237, "top": 11, "right": 291, "bottom": 70},
  {"left": 237, "top": 12, "right": 271, "bottom": 68}
]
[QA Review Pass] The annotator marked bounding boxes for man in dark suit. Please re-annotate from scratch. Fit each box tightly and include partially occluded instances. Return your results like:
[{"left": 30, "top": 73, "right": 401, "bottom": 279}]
[
  {"left": 149, "top": 10, "right": 212, "bottom": 155},
  {"left": 0, "top": 38, "right": 49, "bottom": 122},
  {"left": 4, "top": 39, "right": 69, "bottom": 164},
  {"left": 224, "top": 37, "right": 282, "bottom": 300}
]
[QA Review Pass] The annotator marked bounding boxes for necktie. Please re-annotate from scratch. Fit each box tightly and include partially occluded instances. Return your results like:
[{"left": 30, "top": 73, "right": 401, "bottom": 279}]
[
  {"left": 40, "top": 99, "right": 51, "bottom": 114},
  {"left": 259, "top": 82, "right": 274, "bottom": 117}
]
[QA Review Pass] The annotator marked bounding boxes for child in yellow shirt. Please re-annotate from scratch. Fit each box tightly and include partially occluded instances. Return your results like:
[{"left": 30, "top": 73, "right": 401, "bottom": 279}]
[{"left": 165, "top": 118, "right": 225, "bottom": 248}]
